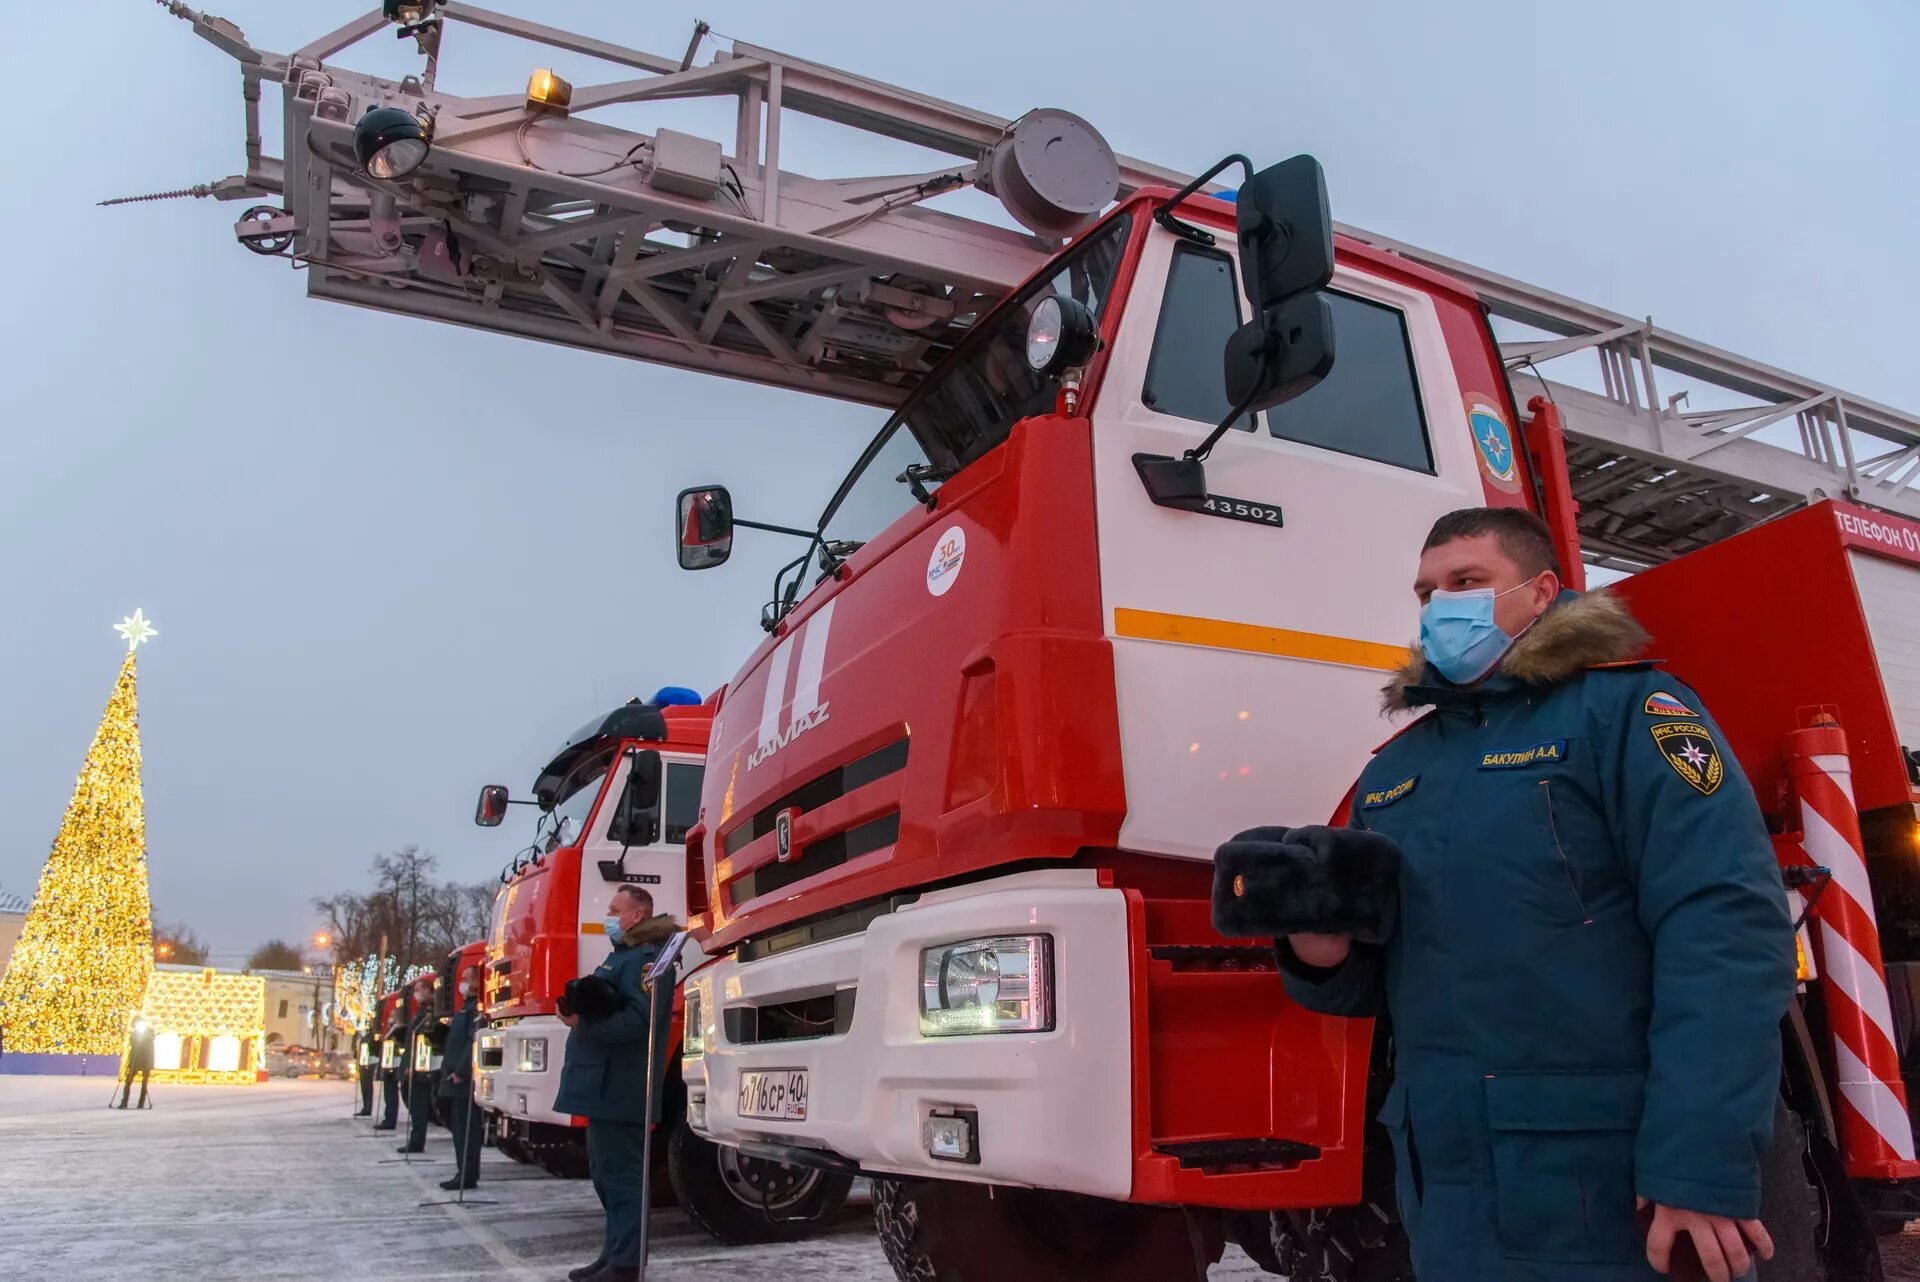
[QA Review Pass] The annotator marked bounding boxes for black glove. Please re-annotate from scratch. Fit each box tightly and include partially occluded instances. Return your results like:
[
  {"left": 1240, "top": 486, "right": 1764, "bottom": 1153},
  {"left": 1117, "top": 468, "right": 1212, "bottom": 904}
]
[
  {"left": 1211, "top": 825, "right": 1401, "bottom": 944},
  {"left": 566, "top": 974, "right": 622, "bottom": 1021}
]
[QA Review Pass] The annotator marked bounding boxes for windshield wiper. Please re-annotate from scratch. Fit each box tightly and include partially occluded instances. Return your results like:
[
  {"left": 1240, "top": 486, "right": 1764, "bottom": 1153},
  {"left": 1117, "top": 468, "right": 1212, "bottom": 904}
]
[{"left": 897, "top": 462, "right": 958, "bottom": 510}]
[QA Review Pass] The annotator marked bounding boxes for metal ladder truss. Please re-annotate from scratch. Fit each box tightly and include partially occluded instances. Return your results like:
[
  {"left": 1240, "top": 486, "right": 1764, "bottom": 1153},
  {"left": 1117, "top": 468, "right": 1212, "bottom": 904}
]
[{"left": 156, "top": 3, "right": 1920, "bottom": 565}]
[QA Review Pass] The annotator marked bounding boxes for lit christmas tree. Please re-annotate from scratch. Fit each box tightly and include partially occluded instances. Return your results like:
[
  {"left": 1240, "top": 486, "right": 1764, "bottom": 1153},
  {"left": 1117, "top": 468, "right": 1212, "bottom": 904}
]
[{"left": 0, "top": 611, "right": 158, "bottom": 1060}]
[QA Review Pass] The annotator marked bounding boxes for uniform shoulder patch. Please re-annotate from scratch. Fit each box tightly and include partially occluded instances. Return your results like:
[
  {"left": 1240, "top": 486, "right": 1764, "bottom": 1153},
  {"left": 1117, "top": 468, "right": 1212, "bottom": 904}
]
[
  {"left": 1644, "top": 690, "right": 1698, "bottom": 717},
  {"left": 1360, "top": 775, "right": 1419, "bottom": 810},
  {"left": 1649, "top": 721, "right": 1724, "bottom": 796}
]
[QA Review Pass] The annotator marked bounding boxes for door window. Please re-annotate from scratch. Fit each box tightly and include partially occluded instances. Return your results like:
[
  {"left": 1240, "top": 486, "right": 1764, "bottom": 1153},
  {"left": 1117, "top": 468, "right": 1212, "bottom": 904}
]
[
  {"left": 664, "top": 762, "right": 704, "bottom": 844},
  {"left": 1141, "top": 245, "right": 1252, "bottom": 431},
  {"left": 1265, "top": 292, "right": 1434, "bottom": 474}
]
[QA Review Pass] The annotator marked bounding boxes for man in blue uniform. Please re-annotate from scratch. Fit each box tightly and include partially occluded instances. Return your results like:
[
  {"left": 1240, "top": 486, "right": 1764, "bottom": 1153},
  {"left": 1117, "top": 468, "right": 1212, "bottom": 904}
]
[
  {"left": 437, "top": 969, "right": 484, "bottom": 1190},
  {"left": 555, "top": 885, "right": 678, "bottom": 1282},
  {"left": 1276, "top": 507, "right": 1794, "bottom": 1282}
]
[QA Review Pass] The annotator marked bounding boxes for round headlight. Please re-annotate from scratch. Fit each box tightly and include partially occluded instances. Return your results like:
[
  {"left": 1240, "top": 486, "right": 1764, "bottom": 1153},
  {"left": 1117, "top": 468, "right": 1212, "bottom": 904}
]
[
  {"left": 354, "top": 106, "right": 430, "bottom": 179},
  {"left": 1023, "top": 294, "right": 1099, "bottom": 376}
]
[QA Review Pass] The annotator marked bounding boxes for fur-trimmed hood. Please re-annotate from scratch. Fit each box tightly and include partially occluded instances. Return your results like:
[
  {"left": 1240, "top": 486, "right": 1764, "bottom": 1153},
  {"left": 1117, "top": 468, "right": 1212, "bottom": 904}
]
[
  {"left": 1383, "top": 589, "right": 1649, "bottom": 711},
  {"left": 612, "top": 913, "right": 681, "bottom": 949}
]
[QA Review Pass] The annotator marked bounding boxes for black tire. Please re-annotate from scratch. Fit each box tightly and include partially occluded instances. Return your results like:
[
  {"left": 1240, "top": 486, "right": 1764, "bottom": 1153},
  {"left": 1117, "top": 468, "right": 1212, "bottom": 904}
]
[
  {"left": 872, "top": 1176, "right": 1212, "bottom": 1282},
  {"left": 666, "top": 1122, "right": 853, "bottom": 1245},
  {"left": 493, "top": 1127, "right": 534, "bottom": 1164},
  {"left": 1227, "top": 1210, "right": 1286, "bottom": 1274},
  {"left": 535, "top": 1139, "right": 592, "bottom": 1179}
]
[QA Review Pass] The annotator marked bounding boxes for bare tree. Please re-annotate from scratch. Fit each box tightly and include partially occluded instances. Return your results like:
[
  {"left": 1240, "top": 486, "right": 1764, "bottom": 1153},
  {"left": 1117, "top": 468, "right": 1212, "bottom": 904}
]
[
  {"left": 246, "top": 939, "right": 306, "bottom": 972},
  {"left": 152, "top": 920, "right": 209, "bottom": 965},
  {"left": 314, "top": 848, "right": 496, "bottom": 975}
]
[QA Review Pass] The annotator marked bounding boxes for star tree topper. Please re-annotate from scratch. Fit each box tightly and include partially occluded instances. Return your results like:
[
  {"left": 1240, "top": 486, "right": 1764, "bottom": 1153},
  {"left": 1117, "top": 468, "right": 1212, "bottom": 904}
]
[{"left": 114, "top": 608, "right": 158, "bottom": 651}]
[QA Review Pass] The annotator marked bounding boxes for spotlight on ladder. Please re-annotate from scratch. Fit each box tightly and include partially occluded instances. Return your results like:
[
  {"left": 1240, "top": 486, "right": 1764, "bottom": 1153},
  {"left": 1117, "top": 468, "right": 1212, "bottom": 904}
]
[
  {"left": 977, "top": 108, "right": 1120, "bottom": 238},
  {"left": 354, "top": 106, "right": 431, "bottom": 180}
]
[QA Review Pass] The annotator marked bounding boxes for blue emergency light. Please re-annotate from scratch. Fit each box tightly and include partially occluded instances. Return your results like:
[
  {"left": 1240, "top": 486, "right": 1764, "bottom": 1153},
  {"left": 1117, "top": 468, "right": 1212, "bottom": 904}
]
[{"left": 651, "top": 686, "right": 703, "bottom": 707}]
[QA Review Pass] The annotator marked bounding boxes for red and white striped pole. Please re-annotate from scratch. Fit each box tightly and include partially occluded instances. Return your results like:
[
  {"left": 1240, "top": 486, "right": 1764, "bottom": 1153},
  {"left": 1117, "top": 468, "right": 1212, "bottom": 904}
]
[{"left": 1786, "top": 713, "right": 1920, "bottom": 1179}]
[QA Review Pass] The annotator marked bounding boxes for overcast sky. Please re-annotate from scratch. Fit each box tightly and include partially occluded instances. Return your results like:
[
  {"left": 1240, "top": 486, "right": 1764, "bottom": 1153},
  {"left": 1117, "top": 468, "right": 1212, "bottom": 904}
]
[{"left": 1, "top": 1, "right": 1913, "bottom": 960}]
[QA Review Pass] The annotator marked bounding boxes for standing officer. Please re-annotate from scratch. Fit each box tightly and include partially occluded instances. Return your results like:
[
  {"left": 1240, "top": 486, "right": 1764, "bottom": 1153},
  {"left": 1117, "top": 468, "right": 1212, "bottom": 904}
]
[
  {"left": 375, "top": 993, "right": 407, "bottom": 1131},
  {"left": 353, "top": 1021, "right": 377, "bottom": 1117},
  {"left": 437, "top": 968, "right": 484, "bottom": 1191},
  {"left": 1272, "top": 507, "right": 1794, "bottom": 1282},
  {"left": 398, "top": 975, "right": 440, "bottom": 1154},
  {"left": 116, "top": 1015, "right": 155, "bottom": 1109},
  {"left": 555, "top": 885, "right": 678, "bottom": 1282}
]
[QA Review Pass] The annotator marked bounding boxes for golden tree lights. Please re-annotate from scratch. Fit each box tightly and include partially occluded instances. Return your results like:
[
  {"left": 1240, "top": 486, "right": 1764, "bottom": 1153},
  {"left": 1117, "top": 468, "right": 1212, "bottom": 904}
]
[{"left": 0, "top": 616, "right": 158, "bottom": 1055}]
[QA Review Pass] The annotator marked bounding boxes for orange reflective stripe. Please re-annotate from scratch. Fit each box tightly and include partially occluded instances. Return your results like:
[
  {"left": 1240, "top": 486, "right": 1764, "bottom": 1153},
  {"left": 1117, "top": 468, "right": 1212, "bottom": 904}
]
[{"left": 1113, "top": 607, "right": 1409, "bottom": 673}]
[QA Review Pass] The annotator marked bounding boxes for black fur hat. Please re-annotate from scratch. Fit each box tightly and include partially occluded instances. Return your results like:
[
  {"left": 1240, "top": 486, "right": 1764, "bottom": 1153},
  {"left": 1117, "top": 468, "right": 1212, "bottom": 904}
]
[
  {"left": 1211, "top": 825, "right": 1402, "bottom": 944},
  {"left": 559, "top": 973, "right": 622, "bottom": 1021}
]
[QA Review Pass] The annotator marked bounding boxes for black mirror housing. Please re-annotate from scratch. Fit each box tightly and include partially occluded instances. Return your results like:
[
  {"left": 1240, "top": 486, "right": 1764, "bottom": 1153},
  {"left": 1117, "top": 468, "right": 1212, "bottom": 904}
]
[
  {"left": 626, "top": 748, "right": 663, "bottom": 811},
  {"left": 1236, "top": 155, "right": 1334, "bottom": 309},
  {"left": 475, "top": 784, "right": 509, "bottom": 827},
  {"left": 677, "top": 486, "right": 734, "bottom": 570},
  {"left": 1224, "top": 293, "right": 1335, "bottom": 414}
]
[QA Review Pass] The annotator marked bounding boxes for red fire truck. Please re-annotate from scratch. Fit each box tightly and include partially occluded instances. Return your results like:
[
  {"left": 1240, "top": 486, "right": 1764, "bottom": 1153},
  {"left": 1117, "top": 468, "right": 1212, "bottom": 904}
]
[
  {"left": 159, "top": 7, "right": 1920, "bottom": 1278},
  {"left": 471, "top": 690, "right": 852, "bottom": 1242}
]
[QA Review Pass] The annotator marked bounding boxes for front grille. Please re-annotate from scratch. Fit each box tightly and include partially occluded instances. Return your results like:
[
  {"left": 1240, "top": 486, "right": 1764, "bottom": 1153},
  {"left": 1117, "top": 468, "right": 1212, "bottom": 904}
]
[
  {"left": 724, "top": 737, "right": 908, "bottom": 857},
  {"left": 724, "top": 990, "right": 857, "bottom": 1044},
  {"left": 733, "top": 812, "right": 900, "bottom": 902}
]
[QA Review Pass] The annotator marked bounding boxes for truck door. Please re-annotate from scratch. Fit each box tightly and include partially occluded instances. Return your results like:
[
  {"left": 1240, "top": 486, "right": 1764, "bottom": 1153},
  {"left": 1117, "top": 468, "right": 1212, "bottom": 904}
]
[
  {"left": 576, "top": 752, "right": 705, "bottom": 976},
  {"left": 1091, "top": 230, "right": 1487, "bottom": 859}
]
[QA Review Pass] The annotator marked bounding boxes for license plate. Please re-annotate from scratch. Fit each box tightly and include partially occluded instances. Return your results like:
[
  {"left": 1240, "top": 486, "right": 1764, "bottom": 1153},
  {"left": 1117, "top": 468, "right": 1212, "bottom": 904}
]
[{"left": 737, "top": 1068, "right": 809, "bottom": 1121}]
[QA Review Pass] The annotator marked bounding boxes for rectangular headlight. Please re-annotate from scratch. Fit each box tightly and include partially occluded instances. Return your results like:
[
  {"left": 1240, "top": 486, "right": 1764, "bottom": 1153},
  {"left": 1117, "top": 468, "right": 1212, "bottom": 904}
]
[
  {"left": 919, "top": 935, "right": 1053, "bottom": 1037},
  {"left": 517, "top": 1037, "right": 547, "bottom": 1072},
  {"left": 683, "top": 989, "right": 705, "bottom": 1058}
]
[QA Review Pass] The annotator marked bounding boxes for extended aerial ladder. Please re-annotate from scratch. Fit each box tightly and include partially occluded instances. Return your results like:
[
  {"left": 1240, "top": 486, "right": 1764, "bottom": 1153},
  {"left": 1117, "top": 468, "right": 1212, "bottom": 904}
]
[{"left": 145, "top": 0, "right": 1920, "bottom": 571}]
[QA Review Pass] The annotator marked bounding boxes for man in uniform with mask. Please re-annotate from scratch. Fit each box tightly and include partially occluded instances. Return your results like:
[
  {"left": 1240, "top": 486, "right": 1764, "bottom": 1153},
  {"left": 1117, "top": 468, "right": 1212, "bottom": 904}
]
[
  {"left": 1272, "top": 507, "right": 1795, "bottom": 1282},
  {"left": 437, "top": 968, "right": 485, "bottom": 1190},
  {"left": 353, "top": 1021, "right": 377, "bottom": 1117},
  {"left": 375, "top": 994, "right": 407, "bottom": 1131},
  {"left": 554, "top": 885, "right": 679, "bottom": 1282}
]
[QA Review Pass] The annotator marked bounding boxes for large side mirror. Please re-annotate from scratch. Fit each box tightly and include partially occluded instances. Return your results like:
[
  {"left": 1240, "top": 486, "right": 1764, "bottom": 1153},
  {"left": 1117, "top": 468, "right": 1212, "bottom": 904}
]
[
  {"left": 625, "top": 748, "right": 663, "bottom": 811},
  {"left": 1223, "top": 293, "right": 1335, "bottom": 414},
  {"left": 1235, "top": 155, "right": 1334, "bottom": 310},
  {"left": 475, "top": 785, "right": 509, "bottom": 827},
  {"left": 677, "top": 486, "right": 734, "bottom": 571}
]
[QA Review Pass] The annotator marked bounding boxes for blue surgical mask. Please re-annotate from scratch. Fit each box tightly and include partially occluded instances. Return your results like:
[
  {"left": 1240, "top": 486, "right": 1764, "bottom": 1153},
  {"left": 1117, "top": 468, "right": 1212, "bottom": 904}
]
[
  {"left": 603, "top": 915, "right": 626, "bottom": 939},
  {"left": 1419, "top": 582, "right": 1534, "bottom": 684}
]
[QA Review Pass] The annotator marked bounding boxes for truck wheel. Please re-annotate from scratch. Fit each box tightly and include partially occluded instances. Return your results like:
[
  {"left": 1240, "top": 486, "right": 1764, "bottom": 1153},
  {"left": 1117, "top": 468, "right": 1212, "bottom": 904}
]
[
  {"left": 872, "top": 1177, "right": 1210, "bottom": 1282},
  {"left": 535, "top": 1141, "right": 592, "bottom": 1179},
  {"left": 667, "top": 1122, "right": 853, "bottom": 1244}
]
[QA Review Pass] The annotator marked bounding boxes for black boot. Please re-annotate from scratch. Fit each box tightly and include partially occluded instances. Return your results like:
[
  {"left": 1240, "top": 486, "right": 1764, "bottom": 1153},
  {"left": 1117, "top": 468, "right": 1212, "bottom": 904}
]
[
  {"left": 566, "top": 1259, "right": 607, "bottom": 1281},
  {"left": 582, "top": 1268, "right": 639, "bottom": 1282},
  {"left": 438, "top": 1177, "right": 477, "bottom": 1191}
]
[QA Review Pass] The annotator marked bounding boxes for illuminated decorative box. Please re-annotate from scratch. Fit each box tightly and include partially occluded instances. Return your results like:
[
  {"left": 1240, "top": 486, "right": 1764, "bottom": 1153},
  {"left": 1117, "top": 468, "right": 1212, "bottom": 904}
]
[{"left": 138, "top": 966, "right": 267, "bottom": 1085}]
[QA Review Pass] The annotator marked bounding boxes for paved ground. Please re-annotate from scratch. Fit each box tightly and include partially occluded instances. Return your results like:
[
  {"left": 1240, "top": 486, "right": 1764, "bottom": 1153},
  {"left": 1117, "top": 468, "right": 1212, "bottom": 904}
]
[{"left": 0, "top": 1077, "right": 1273, "bottom": 1281}]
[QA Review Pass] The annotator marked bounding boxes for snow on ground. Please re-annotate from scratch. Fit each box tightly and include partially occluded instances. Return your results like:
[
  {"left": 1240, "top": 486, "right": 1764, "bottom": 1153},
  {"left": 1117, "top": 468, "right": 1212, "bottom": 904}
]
[{"left": 0, "top": 1077, "right": 1274, "bottom": 1281}]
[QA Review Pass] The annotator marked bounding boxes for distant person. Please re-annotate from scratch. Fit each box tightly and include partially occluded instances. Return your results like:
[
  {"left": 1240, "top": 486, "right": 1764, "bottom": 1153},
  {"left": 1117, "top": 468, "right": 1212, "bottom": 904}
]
[
  {"left": 437, "top": 970, "right": 484, "bottom": 1191},
  {"left": 398, "top": 976, "right": 440, "bottom": 1155},
  {"left": 353, "top": 1022, "right": 376, "bottom": 1117},
  {"left": 375, "top": 997, "right": 408, "bottom": 1132},
  {"left": 555, "top": 886, "right": 679, "bottom": 1282},
  {"left": 116, "top": 1016, "right": 155, "bottom": 1110}
]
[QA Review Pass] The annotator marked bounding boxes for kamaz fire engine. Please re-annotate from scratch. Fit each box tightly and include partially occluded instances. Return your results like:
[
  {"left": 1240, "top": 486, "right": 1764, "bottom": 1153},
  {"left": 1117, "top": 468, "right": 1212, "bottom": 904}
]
[
  {"left": 158, "top": 6, "right": 1920, "bottom": 1278},
  {"left": 470, "top": 689, "right": 852, "bottom": 1242}
]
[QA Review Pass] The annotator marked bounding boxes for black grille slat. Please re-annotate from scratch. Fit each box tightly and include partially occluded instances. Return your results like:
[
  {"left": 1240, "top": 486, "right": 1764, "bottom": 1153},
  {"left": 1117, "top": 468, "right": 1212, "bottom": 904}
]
[
  {"left": 1154, "top": 1138, "right": 1320, "bottom": 1172},
  {"left": 734, "top": 813, "right": 900, "bottom": 902},
  {"left": 723, "top": 989, "right": 857, "bottom": 1044},
  {"left": 723, "top": 738, "right": 908, "bottom": 857}
]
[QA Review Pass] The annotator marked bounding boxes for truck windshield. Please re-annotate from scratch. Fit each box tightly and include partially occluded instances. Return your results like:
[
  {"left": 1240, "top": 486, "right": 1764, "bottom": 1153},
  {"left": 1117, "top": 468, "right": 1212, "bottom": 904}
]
[
  {"left": 818, "top": 213, "right": 1132, "bottom": 547},
  {"left": 544, "top": 746, "right": 613, "bottom": 852}
]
